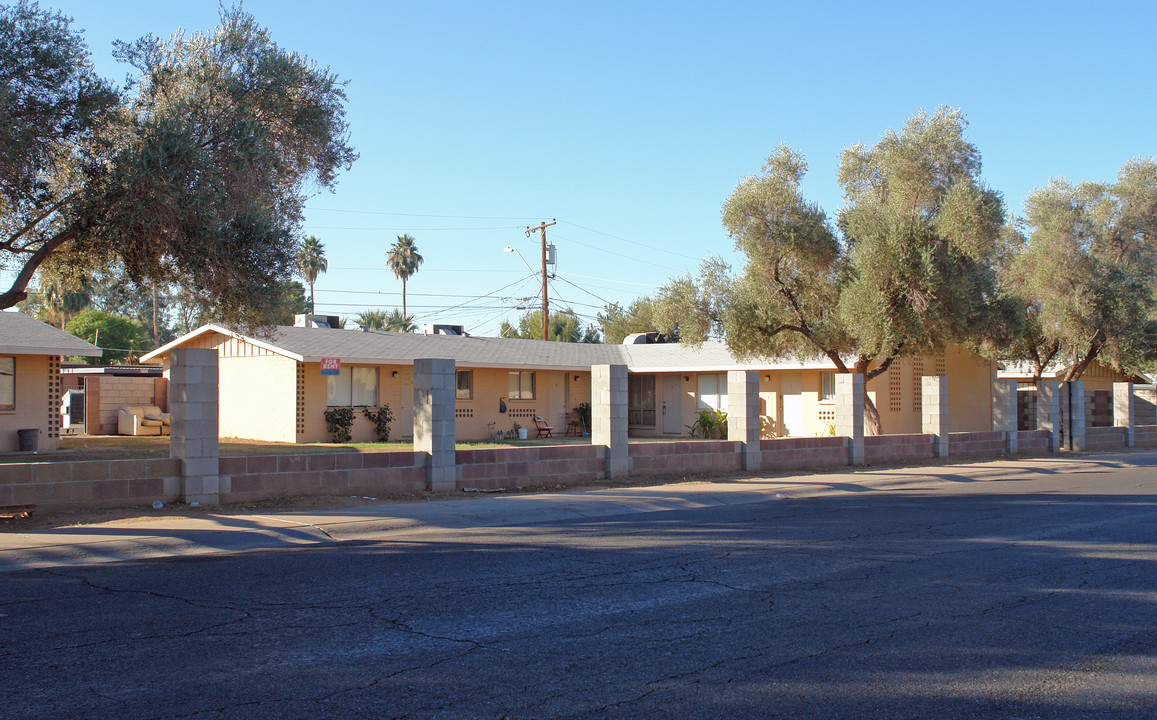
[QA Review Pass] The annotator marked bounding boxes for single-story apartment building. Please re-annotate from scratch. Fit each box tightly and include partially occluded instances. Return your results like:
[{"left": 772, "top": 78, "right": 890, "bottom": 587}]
[
  {"left": 142, "top": 315, "right": 1001, "bottom": 444},
  {"left": 0, "top": 311, "right": 102, "bottom": 452},
  {"left": 999, "top": 360, "right": 1155, "bottom": 429}
]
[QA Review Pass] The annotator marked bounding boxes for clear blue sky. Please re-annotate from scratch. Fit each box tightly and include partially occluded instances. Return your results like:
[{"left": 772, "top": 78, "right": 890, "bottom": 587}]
[{"left": 40, "top": 0, "right": 1157, "bottom": 337}]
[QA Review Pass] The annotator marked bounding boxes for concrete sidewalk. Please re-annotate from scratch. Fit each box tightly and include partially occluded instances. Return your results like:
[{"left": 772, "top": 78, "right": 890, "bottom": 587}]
[{"left": 1, "top": 452, "right": 1148, "bottom": 574}]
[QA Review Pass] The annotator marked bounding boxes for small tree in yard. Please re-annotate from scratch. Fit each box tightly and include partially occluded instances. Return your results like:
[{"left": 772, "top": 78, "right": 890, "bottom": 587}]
[{"left": 658, "top": 108, "right": 1016, "bottom": 432}]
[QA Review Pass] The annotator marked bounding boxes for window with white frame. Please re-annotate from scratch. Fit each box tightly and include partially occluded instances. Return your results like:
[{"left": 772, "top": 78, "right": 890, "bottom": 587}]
[
  {"left": 695, "top": 373, "right": 728, "bottom": 411},
  {"left": 0, "top": 357, "right": 13, "bottom": 411},
  {"left": 508, "top": 371, "right": 535, "bottom": 400},
  {"left": 456, "top": 370, "right": 473, "bottom": 400},
  {"left": 820, "top": 372, "right": 836, "bottom": 402},
  {"left": 327, "top": 366, "right": 379, "bottom": 406}
]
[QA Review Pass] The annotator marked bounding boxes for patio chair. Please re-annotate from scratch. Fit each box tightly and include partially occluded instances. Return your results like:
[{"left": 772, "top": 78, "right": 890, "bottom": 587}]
[
  {"left": 565, "top": 411, "right": 583, "bottom": 437},
  {"left": 533, "top": 416, "right": 554, "bottom": 438}
]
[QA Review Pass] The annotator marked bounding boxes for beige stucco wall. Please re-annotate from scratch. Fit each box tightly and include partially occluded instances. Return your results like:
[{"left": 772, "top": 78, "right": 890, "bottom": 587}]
[
  {"left": 630, "top": 348, "right": 997, "bottom": 439},
  {"left": 0, "top": 354, "right": 61, "bottom": 453},
  {"left": 219, "top": 355, "right": 298, "bottom": 443},
  {"left": 298, "top": 362, "right": 412, "bottom": 443},
  {"left": 868, "top": 347, "right": 995, "bottom": 434},
  {"left": 452, "top": 367, "right": 581, "bottom": 441},
  {"left": 295, "top": 363, "right": 589, "bottom": 443}
]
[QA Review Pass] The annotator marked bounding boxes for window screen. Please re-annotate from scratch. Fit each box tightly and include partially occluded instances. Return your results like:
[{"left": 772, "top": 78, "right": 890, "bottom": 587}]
[{"left": 0, "top": 357, "right": 13, "bottom": 411}]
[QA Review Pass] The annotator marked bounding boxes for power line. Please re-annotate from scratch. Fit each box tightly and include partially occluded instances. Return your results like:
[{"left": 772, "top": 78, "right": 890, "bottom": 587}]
[
  {"left": 304, "top": 224, "right": 524, "bottom": 232},
  {"left": 553, "top": 273, "right": 615, "bottom": 307},
  {"left": 317, "top": 288, "right": 528, "bottom": 299},
  {"left": 557, "top": 219, "right": 700, "bottom": 260},
  {"left": 305, "top": 206, "right": 543, "bottom": 221},
  {"left": 552, "top": 232, "right": 683, "bottom": 272},
  {"left": 561, "top": 271, "right": 660, "bottom": 288}
]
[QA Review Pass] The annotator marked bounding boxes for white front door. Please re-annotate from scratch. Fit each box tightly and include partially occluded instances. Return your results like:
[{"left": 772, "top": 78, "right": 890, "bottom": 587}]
[
  {"left": 780, "top": 371, "right": 803, "bottom": 437},
  {"left": 662, "top": 375, "right": 682, "bottom": 434}
]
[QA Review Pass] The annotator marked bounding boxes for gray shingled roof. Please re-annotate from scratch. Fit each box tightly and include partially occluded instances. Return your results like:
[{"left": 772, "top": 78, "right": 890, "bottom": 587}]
[
  {"left": 272, "top": 325, "right": 629, "bottom": 369},
  {"left": 0, "top": 311, "right": 102, "bottom": 356},
  {"left": 142, "top": 323, "right": 841, "bottom": 371}
]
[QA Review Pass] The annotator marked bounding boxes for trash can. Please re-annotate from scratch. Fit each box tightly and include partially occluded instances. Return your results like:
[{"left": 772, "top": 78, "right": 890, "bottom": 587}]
[{"left": 17, "top": 428, "right": 39, "bottom": 452}]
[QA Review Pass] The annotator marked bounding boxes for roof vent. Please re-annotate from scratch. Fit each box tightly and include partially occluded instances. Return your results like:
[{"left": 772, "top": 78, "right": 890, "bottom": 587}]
[
  {"left": 623, "top": 331, "right": 660, "bottom": 344},
  {"left": 422, "top": 323, "right": 468, "bottom": 336},
  {"left": 294, "top": 314, "right": 341, "bottom": 329}
]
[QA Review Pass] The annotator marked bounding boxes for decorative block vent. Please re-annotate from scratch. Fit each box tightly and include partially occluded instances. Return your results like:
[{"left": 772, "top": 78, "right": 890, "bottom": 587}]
[
  {"left": 509, "top": 408, "right": 536, "bottom": 419},
  {"left": 912, "top": 358, "right": 924, "bottom": 414},
  {"left": 935, "top": 354, "right": 946, "bottom": 378},
  {"left": 296, "top": 362, "right": 306, "bottom": 435},
  {"left": 889, "top": 362, "right": 902, "bottom": 413},
  {"left": 455, "top": 407, "right": 474, "bottom": 419},
  {"left": 818, "top": 409, "right": 835, "bottom": 423},
  {"left": 47, "top": 355, "right": 62, "bottom": 439}
]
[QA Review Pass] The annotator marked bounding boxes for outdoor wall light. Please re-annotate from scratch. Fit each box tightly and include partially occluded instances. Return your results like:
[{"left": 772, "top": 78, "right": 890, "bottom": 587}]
[
  {"left": 684, "top": 375, "right": 690, "bottom": 381},
  {"left": 574, "top": 375, "right": 580, "bottom": 382},
  {"left": 392, "top": 371, "right": 399, "bottom": 378}
]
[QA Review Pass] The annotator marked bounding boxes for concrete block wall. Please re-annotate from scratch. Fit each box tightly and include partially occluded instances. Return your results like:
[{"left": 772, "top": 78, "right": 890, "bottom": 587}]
[
  {"left": 1135, "top": 425, "right": 1157, "bottom": 448},
  {"left": 993, "top": 378, "right": 1018, "bottom": 454},
  {"left": 413, "top": 358, "right": 459, "bottom": 491},
  {"left": 1114, "top": 382, "right": 1134, "bottom": 448},
  {"left": 922, "top": 376, "right": 950, "bottom": 458},
  {"left": 728, "top": 370, "right": 761, "bottom": 471},
  {"left": 90, "top": 376, "right": 162, "bottom": 435},
  {"left": 455, "top": 445, "right": 605, "bottom": 490},
  {"left": 628, "top": 440, "right": 743, "bottom": 476},
  {"left": 834, "top": 374, "right": 864, "bottom": 465},
  {"left": 759, "top": 437, "right": 848, "bottom": 472},
  {"left": 593, "top": 364, "right": 630, "bottom": 478},
  {"left": 1085, "top": 426, "right": 1127, "bottom": 452},
  {"left": 0, "top": 458, "right": 181, "bottom": 511},
  {"left": 1037, "top": 380, "right": 1061, "bottom": 452},
  {"left": 220, "top": 451, "right": 426, "bottom": 504},
  {"left": 170, "top": 349, "right": 220, "bottom": 505},
  {"left": 1064, "top": 381, "right": 1086, "bottom": 451},
  {"left": 1135, "top": 386, "right": 1156, "bottom": 425},
  {"left": 947, "top": 431, "right": 1007, "bottom": 457},
  {"left": 1017, "top": 430, "right": 1051, "bottom": 455},
  {"left": 864, "top": 434, "right": 934, "bottom": 464}
]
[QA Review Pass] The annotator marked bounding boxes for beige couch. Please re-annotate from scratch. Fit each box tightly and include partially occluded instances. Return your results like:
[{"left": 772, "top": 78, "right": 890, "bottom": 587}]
[{"left": 118, "top": 406, "right": 171, "bottom": 436}]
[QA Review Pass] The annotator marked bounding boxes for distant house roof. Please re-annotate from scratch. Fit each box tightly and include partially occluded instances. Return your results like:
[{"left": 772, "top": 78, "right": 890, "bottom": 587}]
[
  {"left": 997, "top": 360, "right": 1152, "bottom": 384},
  {"left": 141, "top": 323, "right": 844, "bottom": 372},
  {"left": 0, "top": 312, "right": 102, "bottom": 357}
]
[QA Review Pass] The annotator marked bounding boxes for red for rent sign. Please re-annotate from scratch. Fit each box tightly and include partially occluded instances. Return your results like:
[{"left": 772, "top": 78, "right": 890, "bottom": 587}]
[{"left": 320, "top": 358, "right": 341, "bottom": 376}]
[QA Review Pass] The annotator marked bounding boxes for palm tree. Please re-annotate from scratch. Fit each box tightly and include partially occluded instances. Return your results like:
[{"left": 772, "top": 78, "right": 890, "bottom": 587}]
[
  {"left": 386, "top": 234, "right": 423, "bottom": 317},
  {"left": 296, "top": 235, "right": 328, "bottom": 313},
  {"left": 354, "top": 309, "right": 389, "bottom": 330},
  {"left": 37, "top": 269, "right": 92, "bottom": 329},
  {"left": 384, "top": 308, "right": 416, "bottom": 332}
]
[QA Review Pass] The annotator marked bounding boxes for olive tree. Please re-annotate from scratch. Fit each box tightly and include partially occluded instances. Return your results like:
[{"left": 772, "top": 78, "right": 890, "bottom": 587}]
[
  {"left": 1, "top": 3, "right": 356, "bottom": 328},
  {"left": 659, "top": 108, "right": 1016, "bottom": 431},
  {"left": 1004, "top": 158, "right": 1157, "bottom": 383}
]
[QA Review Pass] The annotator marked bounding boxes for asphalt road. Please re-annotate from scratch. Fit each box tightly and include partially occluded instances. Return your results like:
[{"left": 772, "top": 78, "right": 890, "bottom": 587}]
[{"left": 3, "top": 453, "right": 1157, "bottom": 719}]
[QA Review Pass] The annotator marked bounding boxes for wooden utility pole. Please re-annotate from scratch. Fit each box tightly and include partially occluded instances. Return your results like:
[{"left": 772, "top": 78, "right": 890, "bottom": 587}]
[{"left": 525, "top": 219, "right": 556, "bottom": 341}]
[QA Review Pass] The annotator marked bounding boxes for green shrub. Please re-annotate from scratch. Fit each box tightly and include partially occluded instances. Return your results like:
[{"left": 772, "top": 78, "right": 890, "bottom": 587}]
[
  {"left": 323, "top": 407, "right": 355, "bottom": 443},
  {"left": 362, "top": 405, "right": 395, "bottom": 442}
]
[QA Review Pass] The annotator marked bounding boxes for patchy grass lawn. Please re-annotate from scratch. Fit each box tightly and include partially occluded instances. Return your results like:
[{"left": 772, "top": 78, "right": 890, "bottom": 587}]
[{"left": 0, "top": 434, "right": 594, "bottom": 463}]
